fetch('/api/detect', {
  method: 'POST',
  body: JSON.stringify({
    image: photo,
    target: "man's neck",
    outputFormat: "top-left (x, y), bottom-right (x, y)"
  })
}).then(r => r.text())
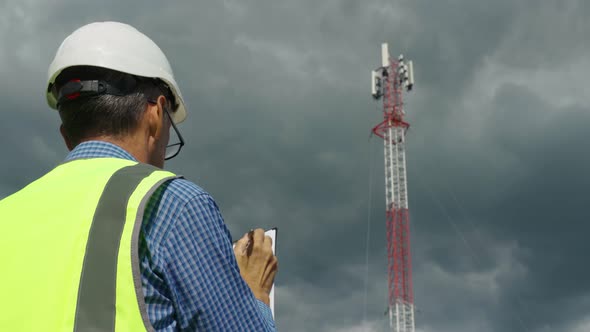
top-left (79, 136), bottom-right (149, 164)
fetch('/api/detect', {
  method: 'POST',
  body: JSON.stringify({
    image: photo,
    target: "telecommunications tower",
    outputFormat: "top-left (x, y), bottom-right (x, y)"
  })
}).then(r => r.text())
top-left (371, 43), bottom-right (416, 332)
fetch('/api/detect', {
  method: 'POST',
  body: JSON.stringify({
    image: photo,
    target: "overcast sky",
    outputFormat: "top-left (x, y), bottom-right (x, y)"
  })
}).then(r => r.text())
top-left (1, 1), bottom-right (589, 331)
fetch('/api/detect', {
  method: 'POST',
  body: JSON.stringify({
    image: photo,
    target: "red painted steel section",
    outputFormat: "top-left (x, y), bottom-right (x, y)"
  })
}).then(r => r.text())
top-left (387, 207), bottom-right (413, 305)
top-left (386, 208), bottom-right (396, 305)
top-left (399, 208), bottom-right (413, 303)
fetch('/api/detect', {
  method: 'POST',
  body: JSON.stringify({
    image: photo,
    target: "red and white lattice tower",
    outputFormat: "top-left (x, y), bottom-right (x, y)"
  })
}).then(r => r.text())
top-left (371, 43), bottom-right (415, 332)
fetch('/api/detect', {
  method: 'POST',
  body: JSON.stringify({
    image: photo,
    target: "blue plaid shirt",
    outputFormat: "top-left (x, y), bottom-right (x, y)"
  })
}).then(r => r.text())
top-left (66, 141), bottom-right (276, 332)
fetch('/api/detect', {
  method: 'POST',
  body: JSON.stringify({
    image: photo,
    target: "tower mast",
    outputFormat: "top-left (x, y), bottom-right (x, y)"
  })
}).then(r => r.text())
top-left (371, 43), bottom-right (415, 332)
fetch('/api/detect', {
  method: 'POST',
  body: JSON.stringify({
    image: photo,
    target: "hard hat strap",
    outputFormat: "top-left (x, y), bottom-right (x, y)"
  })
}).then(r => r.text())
top-left (56, 79), bottom-right (129, 107)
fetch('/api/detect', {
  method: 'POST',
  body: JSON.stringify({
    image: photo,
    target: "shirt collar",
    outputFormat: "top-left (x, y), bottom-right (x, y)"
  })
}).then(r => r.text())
top-left (64, 141), bottom-right (137, 162)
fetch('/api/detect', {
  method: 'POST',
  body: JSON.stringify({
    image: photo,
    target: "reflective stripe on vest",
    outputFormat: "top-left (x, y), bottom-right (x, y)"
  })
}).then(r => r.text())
top-left (0, 159), bottom-right (179, 331)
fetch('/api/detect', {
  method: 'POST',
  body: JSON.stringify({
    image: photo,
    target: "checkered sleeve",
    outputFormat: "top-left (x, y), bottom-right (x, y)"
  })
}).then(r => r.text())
top-left (161, 193), bottom-right (276, 331)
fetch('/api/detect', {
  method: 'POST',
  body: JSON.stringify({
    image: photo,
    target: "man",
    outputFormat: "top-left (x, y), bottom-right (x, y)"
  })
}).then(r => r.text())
top-left (0, 22), bottom-right (277, 331)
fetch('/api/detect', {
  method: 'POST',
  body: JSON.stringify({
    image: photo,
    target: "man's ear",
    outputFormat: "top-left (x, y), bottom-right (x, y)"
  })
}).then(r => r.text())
top-left (59, 124), bottom-right (74, 151)
top-left (147, 95), bottom-right (166, 140)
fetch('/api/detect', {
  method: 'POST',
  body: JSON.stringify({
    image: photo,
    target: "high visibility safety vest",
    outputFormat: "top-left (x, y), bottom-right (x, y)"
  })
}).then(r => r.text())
top-left (0, 158), bottom-right (179, 332)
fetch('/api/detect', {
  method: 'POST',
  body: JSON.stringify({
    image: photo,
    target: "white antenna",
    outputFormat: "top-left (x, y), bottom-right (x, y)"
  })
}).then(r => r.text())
top-left (407, 60), bottom-right (414, 91)
top-left (381, 43), bottom-right (390, 68)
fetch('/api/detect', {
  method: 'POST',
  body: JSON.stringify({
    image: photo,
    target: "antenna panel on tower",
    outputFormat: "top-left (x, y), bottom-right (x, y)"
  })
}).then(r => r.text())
top-left (407, 60), bottom-right (415, 90)
top-left (381, 43), bottom-right (390, 68)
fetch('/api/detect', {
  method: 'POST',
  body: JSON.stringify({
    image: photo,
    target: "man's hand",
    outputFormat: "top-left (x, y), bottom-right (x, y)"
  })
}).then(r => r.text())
top-left (234, 229), bottom-right (278, 306)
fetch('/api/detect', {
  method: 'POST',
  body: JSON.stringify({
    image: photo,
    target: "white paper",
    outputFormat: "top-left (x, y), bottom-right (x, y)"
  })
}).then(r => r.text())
top-left (265, 228), bottom-right (276, 318)
top-left (233, 228), bottom-right (277, 318)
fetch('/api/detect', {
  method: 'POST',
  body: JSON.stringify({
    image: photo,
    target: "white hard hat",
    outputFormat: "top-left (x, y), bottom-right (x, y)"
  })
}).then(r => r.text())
top-left (46, 21), bottom-right (187, 124)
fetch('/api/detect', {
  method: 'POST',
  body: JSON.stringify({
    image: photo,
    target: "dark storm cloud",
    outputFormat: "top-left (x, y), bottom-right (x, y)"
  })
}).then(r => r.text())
top-left (1, 1), bottom-right (588, 331)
